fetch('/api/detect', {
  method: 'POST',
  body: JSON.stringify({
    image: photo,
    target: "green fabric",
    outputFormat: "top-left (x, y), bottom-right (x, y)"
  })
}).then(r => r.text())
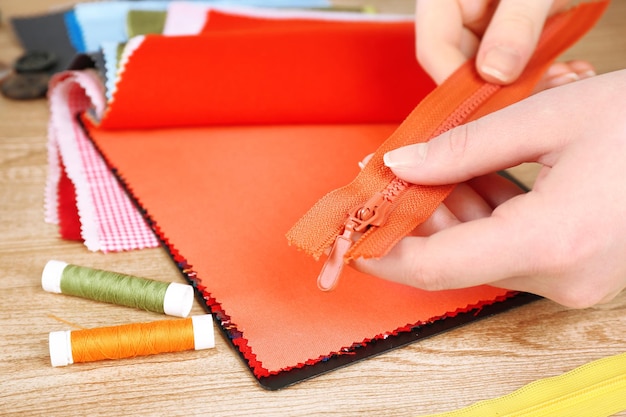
top-left (126, 10), bottom-right (167, 38)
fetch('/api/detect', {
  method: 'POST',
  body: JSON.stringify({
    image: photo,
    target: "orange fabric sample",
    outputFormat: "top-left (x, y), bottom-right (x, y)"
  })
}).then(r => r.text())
top-left (87, 120), bottom-right (513, 376)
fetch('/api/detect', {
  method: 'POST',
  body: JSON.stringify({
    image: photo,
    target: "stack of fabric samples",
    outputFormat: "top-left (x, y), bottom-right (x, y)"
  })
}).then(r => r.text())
top-left (14, 0), bottom-right (605, 389)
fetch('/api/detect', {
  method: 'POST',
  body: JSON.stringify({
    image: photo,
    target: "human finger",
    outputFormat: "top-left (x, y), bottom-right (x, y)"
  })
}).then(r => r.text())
top-left (440, 182), bottom-right (492, 222)
top-left (354, 201), bottom-right (533, 290)
top-left (466, 172), bottom-right (526, 208)
top-left (476, 0), bottom-right (554, 84)
top-left (532, 60), bottom-right (596, 92)
top-left (357, 153), bottom-right (374, 170)
top-left (382, 81), bottom-right (580, 185)
top-left (415, 0), bottom-right (481, 84)
top-left (409, 204), bottom-right (460, 237)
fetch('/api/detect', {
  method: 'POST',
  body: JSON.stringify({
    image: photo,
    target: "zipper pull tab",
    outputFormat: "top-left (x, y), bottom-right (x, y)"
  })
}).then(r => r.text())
top-left (317, 178), bottom-right (407, 291)
top-left (317, 225), bottom-right (355, 291)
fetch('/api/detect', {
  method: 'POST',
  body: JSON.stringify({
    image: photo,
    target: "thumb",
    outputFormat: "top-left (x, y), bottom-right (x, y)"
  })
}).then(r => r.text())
top-left (476, 0), bottom-right (553, 84)
top-left (383, 87), bottom-right (570, 185)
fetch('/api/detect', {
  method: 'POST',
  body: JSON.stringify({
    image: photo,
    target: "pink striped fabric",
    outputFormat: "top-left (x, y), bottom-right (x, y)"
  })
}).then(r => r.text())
top-left (46, 70), bottom-right (159, 252)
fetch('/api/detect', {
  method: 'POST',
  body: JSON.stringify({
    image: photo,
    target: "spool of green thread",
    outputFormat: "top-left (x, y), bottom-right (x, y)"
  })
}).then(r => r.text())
top-left (42, 260), bottom-right (194, 317)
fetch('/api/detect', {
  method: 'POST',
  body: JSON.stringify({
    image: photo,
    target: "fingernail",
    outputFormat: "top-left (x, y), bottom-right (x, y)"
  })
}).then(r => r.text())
top-left (384, 143), bottom-right (428, 169)
top-left (547, 72), bottom-right (579, 87)
top-left (481, 46), bottom-right (522, 83)
top-left (579, 69), bottom-right (596, 79)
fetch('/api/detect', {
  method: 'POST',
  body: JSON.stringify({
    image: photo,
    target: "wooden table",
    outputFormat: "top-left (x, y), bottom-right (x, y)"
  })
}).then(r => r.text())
top-left (1, 1), bottom-right (624, 415)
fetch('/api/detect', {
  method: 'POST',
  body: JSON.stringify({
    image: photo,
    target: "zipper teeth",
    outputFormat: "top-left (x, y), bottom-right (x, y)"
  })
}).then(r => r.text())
top-left (506, 369), bottom-right (626, 417)
top-left (376, 84), bottom-right (500, 207)
top-left (290, 63), bottom-right (501, 262)
top-left (434, 83), bottom-right (500, 136)
top-left (380, 177), bottom-right (409, 201)
top-left (430, 353), bottom-right (626, 417)
top-left (346, 83), bottom-right (501, 259)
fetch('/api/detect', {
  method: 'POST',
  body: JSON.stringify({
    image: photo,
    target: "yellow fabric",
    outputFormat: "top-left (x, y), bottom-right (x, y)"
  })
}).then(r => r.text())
top-left (420, 353), bottom-right (626, 417)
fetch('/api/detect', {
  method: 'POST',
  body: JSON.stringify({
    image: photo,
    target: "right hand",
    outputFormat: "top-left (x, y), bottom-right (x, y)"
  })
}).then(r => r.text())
top-left (355, 70), bottom-right (626, 308)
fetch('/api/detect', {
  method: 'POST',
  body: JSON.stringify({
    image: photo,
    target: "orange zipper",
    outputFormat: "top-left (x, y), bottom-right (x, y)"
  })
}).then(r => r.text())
top-left (287, 1), bottom-right (609, 291)
top-left (317, 176), bottom-right (410, 290)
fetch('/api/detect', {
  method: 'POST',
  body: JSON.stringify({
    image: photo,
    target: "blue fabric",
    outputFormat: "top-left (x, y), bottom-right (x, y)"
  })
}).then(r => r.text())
top-left (74, 0), bottom-right (332, 52)
top-left (101, 41), bottom-right (122, 101)
top-left (74, 2), bottom-right (168, 52)
top-left (64, 9), bottom-right (86, 53)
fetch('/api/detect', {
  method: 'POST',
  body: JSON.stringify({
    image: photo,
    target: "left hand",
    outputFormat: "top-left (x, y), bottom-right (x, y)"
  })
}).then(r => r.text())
top-left (415, 0), bottom-right (595, 88)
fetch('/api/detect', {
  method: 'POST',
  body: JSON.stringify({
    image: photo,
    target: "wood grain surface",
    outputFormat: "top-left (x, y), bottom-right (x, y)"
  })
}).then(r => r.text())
top-left (0, 1), bottom-right (624, 416)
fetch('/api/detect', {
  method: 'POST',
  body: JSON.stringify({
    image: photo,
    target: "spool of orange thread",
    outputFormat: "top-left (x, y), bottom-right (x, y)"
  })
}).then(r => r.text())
top-left (48, 315), bottom-right (214, 367)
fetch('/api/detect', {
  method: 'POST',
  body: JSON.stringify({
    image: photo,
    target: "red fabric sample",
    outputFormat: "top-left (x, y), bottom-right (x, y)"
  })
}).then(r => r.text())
top-left (100, 18), bottom-right (435, 129)
top-left (57, 160), bottom-right (83, 241)
top-left (201, 9), bottom-right (402, 33)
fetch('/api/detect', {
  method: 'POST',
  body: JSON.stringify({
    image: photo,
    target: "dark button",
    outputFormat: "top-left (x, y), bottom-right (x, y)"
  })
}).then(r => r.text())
top-left (1, 72), bottom-right (50, 100)
top-left (14, 50), bottom-right (57, 74)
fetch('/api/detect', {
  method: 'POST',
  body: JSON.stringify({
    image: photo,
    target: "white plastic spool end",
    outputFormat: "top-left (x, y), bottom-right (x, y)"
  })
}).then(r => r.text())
top-left (41, 260), bottom-right (69, 293)
top-left (163, 282), bottom-right (194, 318)
top-left (49, 330), bottom-right (73, 367)
top-left (191, 315), bottom-right (215, 350)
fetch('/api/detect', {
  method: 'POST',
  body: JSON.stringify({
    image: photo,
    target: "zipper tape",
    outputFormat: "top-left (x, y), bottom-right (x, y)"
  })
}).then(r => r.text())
top-left (418, 352), bottom-right (626, 417)
top-left (286, 1), bottom-right (609, 290)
